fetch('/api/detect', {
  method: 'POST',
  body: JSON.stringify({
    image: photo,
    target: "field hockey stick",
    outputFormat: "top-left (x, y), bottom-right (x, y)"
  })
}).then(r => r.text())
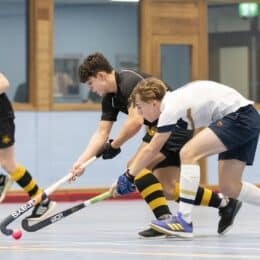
top-left (21, 190), bottom-right (112, 232)
top-left (0, 156), bottom-right (97, 237)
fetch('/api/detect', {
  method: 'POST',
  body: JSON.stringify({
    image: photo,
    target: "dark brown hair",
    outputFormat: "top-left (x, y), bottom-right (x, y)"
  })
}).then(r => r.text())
top-left (78, 52), bottom-right (113, 83)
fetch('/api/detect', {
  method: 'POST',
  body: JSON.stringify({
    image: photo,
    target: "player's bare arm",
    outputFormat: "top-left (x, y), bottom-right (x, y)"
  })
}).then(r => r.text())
top-left (71, 120), bottom-right (113, 177)
top-left (111, 105), bottom-right (144, 149)
top-left (128, 131), bottom-right (171, 177)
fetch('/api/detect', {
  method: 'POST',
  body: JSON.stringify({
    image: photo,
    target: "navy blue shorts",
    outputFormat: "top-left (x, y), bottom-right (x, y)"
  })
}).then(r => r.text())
top-left (209, 105), bottom-right (260, 165)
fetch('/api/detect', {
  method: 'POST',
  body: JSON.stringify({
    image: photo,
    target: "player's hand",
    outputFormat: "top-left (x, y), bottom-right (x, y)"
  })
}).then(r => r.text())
top-left (109, 181), bottom-right (120, 198)
top-left (116, 169), bottom-right (136, 195)
top-left (69, 162), bottom-right (85, 182)
top-left (97, 139), bottom-right (121, 160)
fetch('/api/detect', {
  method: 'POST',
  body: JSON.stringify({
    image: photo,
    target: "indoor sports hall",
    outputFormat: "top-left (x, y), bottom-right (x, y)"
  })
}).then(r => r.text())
top-left (0, 0), bottom-right (260, 259)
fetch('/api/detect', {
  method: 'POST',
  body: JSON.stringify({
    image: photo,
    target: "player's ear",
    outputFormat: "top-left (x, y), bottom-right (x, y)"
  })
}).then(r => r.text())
top-left (97, 71), bottom-right (106, 81)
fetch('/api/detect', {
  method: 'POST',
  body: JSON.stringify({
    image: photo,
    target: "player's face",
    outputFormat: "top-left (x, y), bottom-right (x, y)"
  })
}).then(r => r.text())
top-left (86, 73), bottom-right (109, 96)
top-left (135, 94), bottom-right (160, 122)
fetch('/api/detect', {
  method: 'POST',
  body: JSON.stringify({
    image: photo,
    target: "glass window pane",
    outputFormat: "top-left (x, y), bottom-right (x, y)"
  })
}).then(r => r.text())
top-left (0, 0), bottom-right (28, 103)
top-left (208, 3), bottom-right (260, 102)
top-left (160, 45), bottom-right (191, 90)
top-left (53, 1), bottom-right (139, 104)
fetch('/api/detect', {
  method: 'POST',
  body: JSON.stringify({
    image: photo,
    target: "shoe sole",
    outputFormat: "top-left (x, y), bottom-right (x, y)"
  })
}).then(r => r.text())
top-left (26, 201), bottom-right (57, 222)
top-left (218, 201), bottom-right (242, 236)
top-left (138, 234), bottom-right (167, 240)
top-left (150, 223), bottom-right (194, 238)
top-left (0, 178), bottom-right (13, 203)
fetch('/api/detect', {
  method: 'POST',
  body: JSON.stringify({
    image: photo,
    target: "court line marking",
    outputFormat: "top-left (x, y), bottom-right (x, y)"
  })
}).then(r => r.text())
top-left (0, 245), bottom-right (259, 258)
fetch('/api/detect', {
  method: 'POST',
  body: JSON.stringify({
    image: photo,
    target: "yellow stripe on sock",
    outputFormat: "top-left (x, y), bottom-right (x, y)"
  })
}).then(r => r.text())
top-left (134, 168), bottom-right (151, 181)
top-left (10, 165), bottom-right (26, 181)
top-left (23, 179), bottom-right (37, 193)
top-left (141, 183), bottom-right (163, 198)
top-left (181, 189), bottom-right (197, 196)
top-left (149, 197), bottom-right (167, 210)
top-left (173, 182), bottom-right (180, 201)
top-left (200, 188), bottom-right (212, 206)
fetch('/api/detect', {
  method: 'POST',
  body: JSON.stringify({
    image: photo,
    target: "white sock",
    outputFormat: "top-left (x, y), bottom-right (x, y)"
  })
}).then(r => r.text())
top-left (218, 193), bottom-right (229, 208)
top-left (238, 182), bottom-right (260, 207)
top-left (179, 164), bottom-right (200, 223)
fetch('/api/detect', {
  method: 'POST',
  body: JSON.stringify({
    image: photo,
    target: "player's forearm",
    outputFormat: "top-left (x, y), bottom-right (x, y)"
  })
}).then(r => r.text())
top-left (76, 132), bottom-right (108, 164)
top-left (0, 73), bottom-right (10, 94)
top-left (128, 145), bottom-right (157, 176)
top-left (112, 120), bottom-right (143, 148)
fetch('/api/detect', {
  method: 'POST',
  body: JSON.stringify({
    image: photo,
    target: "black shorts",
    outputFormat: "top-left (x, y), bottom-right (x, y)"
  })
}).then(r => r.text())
top-left (0, 117), bottom-right (15, 148)
top-left (143, 126), bottom-right (193, 168)
top-left (209, 105), bottom-right (260, 165)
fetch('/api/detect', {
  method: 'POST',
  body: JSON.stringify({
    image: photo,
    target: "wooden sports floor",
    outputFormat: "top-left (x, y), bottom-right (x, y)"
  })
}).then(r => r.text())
top-left (0, 200), bottom-right (260, 259)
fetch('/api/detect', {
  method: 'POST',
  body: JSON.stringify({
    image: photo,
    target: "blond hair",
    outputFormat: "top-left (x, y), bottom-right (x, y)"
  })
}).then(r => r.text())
top-left (130, 78), bottom-right (167, 106)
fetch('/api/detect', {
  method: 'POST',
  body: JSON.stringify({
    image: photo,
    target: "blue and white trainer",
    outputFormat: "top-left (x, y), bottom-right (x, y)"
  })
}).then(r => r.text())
top-left (150, 212), bottom-right (194, 238)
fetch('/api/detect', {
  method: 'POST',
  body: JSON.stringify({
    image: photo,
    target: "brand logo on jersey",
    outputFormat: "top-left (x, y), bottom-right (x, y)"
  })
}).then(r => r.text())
top-left (147, 127), bottom-right (157, 137)
top-left (1, 135), bottom-right (11, 144)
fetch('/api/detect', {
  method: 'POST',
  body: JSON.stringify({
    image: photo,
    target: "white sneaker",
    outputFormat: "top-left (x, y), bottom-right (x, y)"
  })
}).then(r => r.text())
top-left (26, 199), bottom-right (57, 221)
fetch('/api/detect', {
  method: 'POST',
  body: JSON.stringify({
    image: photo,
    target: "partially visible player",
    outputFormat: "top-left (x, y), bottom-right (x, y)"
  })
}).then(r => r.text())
top-left (114, 78), bottom-right (259, 238)
top-left (0, 73), bottom-right (56, 221)
top-left (71, 53), bottom-right (241, 238)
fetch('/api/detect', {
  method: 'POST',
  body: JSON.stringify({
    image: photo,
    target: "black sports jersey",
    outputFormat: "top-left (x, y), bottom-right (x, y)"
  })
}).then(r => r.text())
top-left (101, 70), bottom-right (167, 126)
top-left (0, 93), bottom-right (14, 119)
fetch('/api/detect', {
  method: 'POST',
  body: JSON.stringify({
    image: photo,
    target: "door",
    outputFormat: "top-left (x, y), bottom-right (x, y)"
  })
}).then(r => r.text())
top-left (139, 0), bottom-right (208, 184)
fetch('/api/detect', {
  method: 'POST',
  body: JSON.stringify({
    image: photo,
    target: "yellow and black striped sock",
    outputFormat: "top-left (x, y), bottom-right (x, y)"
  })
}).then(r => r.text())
top-left (173, 182), bottom-right (223, 208)
top-left (10, 165), bottom-right (42, 198)
top-left (134, 169), bottom-right (171, 219)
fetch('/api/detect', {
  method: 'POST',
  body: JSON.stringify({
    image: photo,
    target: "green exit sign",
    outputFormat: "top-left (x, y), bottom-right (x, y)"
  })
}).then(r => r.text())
top-left (239, 3), bottom-right (259, 18)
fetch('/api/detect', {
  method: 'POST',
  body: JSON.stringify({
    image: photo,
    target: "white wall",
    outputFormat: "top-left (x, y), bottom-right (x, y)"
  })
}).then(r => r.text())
top-left (11, 111), bottom-right (144, 189)
top-left (8, 111), bottom-right (260, 189)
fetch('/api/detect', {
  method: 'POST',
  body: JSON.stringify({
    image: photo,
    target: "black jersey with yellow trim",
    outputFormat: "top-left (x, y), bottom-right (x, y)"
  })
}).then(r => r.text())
top-left (100, 70), bottom-right (169, 127)
top-left (0, 93), bottom-right (14, 119)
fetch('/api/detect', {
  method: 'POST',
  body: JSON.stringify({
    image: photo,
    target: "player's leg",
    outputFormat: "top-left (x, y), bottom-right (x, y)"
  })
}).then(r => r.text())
top-left (128, 141), bottom-right (172, 238)
top-left (0, 144), bottom-right (56, 221)
top-left (135, 150), bottom-right (232, 237)
top-left (150, 158), bottom-right (241, 236)
top-left (217, 159), bottom-right (244, 234)
top-left (152, 102), bottom-right (260, 238)
top-left (151, 128), bottom-right (227, 237)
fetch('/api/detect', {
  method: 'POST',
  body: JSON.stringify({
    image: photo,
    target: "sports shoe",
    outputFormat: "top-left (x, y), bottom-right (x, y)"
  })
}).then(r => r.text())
top-left (0, 173), bottom-right (13, 202)
top-left (218, 198), bottom-right (242, 235)
top-left (26, 198), bottom-right (56, 221)
top-left (138, 227), bottom-right (166, 239)
top-left (150, 212), bottom-right (194, 238)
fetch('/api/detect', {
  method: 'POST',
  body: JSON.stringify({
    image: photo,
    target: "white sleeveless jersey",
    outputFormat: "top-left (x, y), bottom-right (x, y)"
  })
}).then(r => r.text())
top-left (157, 80), bottom-right (253, 131)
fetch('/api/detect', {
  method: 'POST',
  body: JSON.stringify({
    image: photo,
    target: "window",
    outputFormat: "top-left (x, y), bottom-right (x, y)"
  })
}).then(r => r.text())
top-left (208, 3), bottom-right (260, 102)
top-left (0, 0), bottom-right (28, 103)
top-left (53, 1), bottom-right (139, 106)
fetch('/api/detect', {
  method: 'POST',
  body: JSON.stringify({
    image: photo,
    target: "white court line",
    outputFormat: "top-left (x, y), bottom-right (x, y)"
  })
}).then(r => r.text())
top-left (0, 245), bottom-right (259, 259)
